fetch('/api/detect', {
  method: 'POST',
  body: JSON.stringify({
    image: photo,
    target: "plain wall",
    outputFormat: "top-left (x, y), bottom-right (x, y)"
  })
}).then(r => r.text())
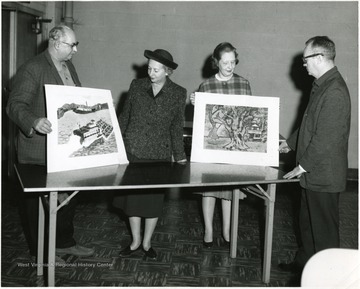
top-left (70, 1), bottom-right (358, 168)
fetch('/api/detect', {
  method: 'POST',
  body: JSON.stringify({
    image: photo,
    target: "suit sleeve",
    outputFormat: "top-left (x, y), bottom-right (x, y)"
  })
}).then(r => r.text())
top-left (286, 128), bottom-right (299, 151)
top-left (6, 64), bottom-right (40, 137)
top-left (297, 87), bottom-right (349, 172)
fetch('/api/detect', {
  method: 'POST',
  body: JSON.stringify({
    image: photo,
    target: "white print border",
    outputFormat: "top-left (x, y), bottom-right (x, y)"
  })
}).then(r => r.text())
top-left (45, 85), bottom-right (128, 172)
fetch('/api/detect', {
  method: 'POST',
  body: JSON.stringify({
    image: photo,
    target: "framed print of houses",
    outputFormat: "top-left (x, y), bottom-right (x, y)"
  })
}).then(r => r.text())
top-left (45, 85), bottom-right (128, 173)
top-left (191, 92), bottom-right (279, 167)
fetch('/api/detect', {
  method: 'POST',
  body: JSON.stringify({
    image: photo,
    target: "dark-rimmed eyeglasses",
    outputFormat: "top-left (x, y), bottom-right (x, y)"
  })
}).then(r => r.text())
top-left (302, 53), bottom-right (323, 63)
top-left (60, 41), bottom-right (79, 49)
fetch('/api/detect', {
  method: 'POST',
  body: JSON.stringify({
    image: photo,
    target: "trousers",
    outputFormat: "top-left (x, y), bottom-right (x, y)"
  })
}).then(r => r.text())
top-left (295, 188), bottom-right (340, 267)
top-left (20, 192), bottom-right (77, 256)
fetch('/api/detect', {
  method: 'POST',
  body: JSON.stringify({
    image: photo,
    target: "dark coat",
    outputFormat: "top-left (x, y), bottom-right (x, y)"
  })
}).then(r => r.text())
top-left (287, 67), bottom-right (351, 193)
top-left (6, 50), bottom-right (81, 165)
top-left (119, 77), bottom-right (187, 161)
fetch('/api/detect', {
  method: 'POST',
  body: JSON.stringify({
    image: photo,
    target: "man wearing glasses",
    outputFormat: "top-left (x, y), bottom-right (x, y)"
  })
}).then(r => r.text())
top-left (7, 25), bottom-right (94, 262)
top-left (278, 36), bottom-right (351, 285)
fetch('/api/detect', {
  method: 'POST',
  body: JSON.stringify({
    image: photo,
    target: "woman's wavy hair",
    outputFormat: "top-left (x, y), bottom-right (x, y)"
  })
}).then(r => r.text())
top-left (212, 42), bottom-right (239, 69)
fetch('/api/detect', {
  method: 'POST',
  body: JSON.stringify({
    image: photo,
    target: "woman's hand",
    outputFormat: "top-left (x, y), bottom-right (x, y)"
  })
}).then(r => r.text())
top-left (189, 93), bottom-right (195, 105)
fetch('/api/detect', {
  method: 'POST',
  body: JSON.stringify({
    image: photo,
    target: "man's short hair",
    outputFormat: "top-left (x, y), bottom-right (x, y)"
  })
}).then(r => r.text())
top-left (49, 25), bottom-right (71, 41)
top-left (306, 36), bottom-right (336, 61)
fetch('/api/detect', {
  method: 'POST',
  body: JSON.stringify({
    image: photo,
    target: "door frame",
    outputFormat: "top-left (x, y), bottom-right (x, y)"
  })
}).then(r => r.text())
top-left (2, 3), bottom-right (44, 179)
top-left (2, 2), bottom-right (44, 76)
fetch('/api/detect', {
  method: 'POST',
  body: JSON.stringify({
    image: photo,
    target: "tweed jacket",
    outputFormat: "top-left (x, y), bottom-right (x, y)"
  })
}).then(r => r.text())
top-left (119, 77), bottom-right (187, 161)
top-left (287, 67), bottom-right (351, 193)
top-left (6, 50), bottom-right (81, 165)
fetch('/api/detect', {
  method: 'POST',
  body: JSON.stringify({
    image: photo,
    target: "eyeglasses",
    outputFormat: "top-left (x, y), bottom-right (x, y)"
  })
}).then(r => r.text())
top-left (302, 53), bottom-right (323, 63)
top-left (60, 41), bottom-right (79, 49)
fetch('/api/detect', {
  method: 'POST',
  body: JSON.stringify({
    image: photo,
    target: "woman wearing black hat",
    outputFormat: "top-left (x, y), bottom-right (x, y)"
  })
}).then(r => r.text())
top-left (113, 49), bottom-right (187, 259)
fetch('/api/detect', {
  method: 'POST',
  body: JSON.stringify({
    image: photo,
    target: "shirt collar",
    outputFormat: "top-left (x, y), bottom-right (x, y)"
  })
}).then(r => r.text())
top-left (314, 66), bottom-right (338, 88)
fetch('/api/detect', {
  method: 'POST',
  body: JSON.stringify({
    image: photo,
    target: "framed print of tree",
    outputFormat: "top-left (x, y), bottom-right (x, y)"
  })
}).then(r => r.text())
top-left (191, 92), bottom-right (279, 167)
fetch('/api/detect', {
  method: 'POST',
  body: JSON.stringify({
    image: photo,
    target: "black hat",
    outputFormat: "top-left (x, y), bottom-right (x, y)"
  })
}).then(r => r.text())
top-left (144, 49), bottom-right (178, 70)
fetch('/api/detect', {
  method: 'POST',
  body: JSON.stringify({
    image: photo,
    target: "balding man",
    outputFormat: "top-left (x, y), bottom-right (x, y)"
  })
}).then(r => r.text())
top-left (7, 25), bottom-right (94, 261)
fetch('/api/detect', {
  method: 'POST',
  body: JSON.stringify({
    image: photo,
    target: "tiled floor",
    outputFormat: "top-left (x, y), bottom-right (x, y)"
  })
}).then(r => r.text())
top-left (1, 176), bottom-right (358, 287)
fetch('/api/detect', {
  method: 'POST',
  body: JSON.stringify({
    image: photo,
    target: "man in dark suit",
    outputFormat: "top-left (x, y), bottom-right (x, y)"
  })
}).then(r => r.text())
top-left (278, 36), bottom-right (351, 281)
top-left (7, 25), bottom-right (94, 260)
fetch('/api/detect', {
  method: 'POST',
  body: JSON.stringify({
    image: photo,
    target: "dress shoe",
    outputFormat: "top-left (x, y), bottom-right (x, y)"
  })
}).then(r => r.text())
top-left (56, 245), bottom-right (95, 257)
top-left (278, 262), bottom-right (303, 273)
top-left (143, 247), bottom-right (157, 259)
top-left (287, 273), bottom-right (302, 287)
top-left (54, 255), bottom-right (66, 264)
top-left (119, 245), bottom-right (140, 257)
top-left (287, 273), bottom-right (301, 287)
top-left (203, 240), bottom-right (213, 248)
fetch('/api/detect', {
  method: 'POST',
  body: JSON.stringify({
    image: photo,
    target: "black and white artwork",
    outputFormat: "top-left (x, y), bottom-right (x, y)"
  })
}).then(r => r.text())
top-left (191, 92), bottom-right (279, 167)
top-left (45, 85), bottom-right (128, 172)
top-left (203, 104), bottom-right (268, 152)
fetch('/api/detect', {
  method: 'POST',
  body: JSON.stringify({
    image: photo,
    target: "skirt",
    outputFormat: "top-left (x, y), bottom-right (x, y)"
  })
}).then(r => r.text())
top-left (112, 153), bottom-right (170, 218)
top-left (200, 190), bottom-right (233, 200)
top-left (113, 189), bottom-right (165, 218)
top-left (198, 189), bottom-right (247, 200)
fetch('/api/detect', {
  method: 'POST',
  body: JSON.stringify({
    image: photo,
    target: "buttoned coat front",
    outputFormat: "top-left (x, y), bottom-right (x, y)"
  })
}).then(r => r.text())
top-left (286, 67), bottom-right (351, 193)
top-left (6, 50), bottom-right (81, 165)
top-left (119, 77), bottom-right (187, 162)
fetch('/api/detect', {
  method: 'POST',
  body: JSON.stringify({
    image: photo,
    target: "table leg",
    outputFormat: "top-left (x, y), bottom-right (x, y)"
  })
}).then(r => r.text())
top-left (230, 188), bottom-right (240, 258)
top-left (47, 191), bottom-right (58, 287)
top-left (37, 196), bottom-right (45, 276)
top-left (262, 184), bottom-right (276, 283)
